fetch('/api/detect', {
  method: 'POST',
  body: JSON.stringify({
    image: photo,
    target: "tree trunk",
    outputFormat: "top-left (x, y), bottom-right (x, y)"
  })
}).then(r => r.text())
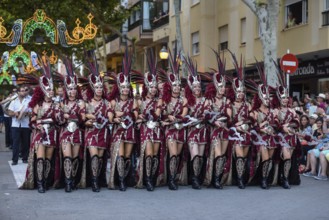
top-left (242, 0), bottom-right (279, 87)
top-left (173, 0), bottom-right (187, 76)
top-left (101, 28), bottom-right (107, 72)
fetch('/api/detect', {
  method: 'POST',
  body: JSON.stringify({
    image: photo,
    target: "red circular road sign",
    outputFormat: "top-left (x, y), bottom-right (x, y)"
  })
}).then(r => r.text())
top-left (280, 53), bottom-right (299, 74)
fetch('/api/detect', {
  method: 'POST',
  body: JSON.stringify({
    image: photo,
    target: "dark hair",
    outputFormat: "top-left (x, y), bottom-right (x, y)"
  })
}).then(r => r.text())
top-left (315, 117), bottom-right (324, 124)
top-left (299, 115), bottom-right (310, 130)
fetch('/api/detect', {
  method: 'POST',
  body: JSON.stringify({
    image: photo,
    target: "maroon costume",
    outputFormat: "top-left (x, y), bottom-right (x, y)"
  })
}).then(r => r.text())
top-left (108, 52), bottom-right (136, 190)
top-left (203, 51), bottom-right (231, 188)
top-left (136, 53), bottom-right (162, 190)
top-left (161, 51), bottom-right (188, 190)
top-left (79, 52), bottom-right (109, 192)
top-left (59, 59), bottom-right (85, 192)
top-left (20, 59), bottom-right (61, 192)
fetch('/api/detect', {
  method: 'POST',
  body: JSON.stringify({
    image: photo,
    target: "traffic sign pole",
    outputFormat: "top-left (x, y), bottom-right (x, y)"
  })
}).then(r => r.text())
top-left (287, 50), bottom-right (290, 94)
top-left (280, 50), bottom-right (299, 94)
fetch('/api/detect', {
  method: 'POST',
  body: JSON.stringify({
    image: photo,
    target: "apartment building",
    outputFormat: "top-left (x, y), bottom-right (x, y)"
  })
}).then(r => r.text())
top-left (104, 0), bottom-right (329, 97)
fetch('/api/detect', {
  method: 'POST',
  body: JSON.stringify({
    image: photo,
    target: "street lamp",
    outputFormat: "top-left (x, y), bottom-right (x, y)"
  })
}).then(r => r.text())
top-left (159, 46), bottom-right (169, 60)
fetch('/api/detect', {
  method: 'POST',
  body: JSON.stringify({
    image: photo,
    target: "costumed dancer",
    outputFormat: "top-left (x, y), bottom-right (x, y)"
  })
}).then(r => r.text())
top-left (108, 51), bottom-right (138, 191)
top-left (135, 50), bottom-right (162, 191)
top-left (83, 52), bottom-right (109, 192)
top-left (183, 56), bottom-right (209, 189)
top-left (203, 50), bottom-right (232, 189)
top-left (274, 66), bottom-right (300, 189)
top-left (161, 51), bottom-right (188, 190)
top-left (20, 57), bottom-right (61, 193)
top-left (228, 53), bottom-right (252, 189)
top-left (59, 58), bottom-right (85, 192)
top-left (249, 63), bottom-right (277, 189)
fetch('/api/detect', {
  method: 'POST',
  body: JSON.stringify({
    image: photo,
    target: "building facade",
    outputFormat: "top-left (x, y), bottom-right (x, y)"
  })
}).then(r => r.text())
top-left (104, 0), bottom-right (329, 98)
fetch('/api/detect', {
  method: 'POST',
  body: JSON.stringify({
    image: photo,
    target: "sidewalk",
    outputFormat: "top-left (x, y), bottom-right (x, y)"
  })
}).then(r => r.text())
top-left (0, 129), bottom-right (10, 152)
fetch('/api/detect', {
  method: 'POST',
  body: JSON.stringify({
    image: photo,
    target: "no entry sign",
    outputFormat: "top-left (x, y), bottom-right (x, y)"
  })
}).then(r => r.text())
top-left (280, 53), bottom-right (298, 74)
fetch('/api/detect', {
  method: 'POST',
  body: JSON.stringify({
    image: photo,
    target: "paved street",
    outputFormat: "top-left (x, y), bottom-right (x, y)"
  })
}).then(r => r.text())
top-left (0, 131), bottom-right (328, 220)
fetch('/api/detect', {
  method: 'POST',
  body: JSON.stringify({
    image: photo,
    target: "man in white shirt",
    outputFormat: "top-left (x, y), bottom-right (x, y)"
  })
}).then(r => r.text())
top-left (0, 89), bottom-right (17, 149)
top-left (8, 86), bottom-right (31, 165)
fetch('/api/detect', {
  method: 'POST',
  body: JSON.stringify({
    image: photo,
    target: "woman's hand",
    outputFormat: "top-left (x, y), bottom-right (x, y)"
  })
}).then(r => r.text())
top-left (113, 118), bottom-right (121, 124)
top-left (86, 114), bottom-right (96, 120)
top-left (85, 120), bottom-right (94, 127)
top-left (37, 124), bottom-right (43, 131)
top-left (168, 115), bottom-right (176, 122)
top-left (214, 120), bottom-right (222, 128)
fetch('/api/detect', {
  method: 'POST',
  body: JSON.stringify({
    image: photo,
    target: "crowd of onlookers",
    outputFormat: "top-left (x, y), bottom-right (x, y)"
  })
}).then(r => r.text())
top-left (293, 93), bottom-right (329, 181)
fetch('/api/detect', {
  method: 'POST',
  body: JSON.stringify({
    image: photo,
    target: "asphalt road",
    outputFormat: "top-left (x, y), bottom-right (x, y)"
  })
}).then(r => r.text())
top-left (0, 132), bottom-right (328, 220)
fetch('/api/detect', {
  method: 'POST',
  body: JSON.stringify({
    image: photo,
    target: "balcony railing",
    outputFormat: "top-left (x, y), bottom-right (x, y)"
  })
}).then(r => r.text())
top-left (151, 13), bottom-right (169, 30)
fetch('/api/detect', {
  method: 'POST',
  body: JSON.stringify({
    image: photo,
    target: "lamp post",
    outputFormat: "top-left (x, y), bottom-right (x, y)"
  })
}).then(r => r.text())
top-left (159, 46), bottom-right (168, 69)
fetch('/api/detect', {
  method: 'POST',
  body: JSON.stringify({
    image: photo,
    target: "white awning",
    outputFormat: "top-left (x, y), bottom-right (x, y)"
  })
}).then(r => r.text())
top-left (285, 0), bottom-right (301, 6)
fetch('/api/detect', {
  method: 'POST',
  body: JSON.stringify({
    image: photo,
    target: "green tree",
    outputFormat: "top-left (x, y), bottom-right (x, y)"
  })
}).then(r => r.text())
top-left (0, 0), bottom-right (134, 70)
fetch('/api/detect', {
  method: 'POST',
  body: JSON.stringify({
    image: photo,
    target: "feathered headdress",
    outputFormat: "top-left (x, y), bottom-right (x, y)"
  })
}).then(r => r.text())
top-left (167, 47), bottom-right (181, 87)
top-left (274, 60), bottom-right (289, 101)
top-left (255, 59), bottom-right (270, 106)
top-left (85, 51), bottom-right (103, 92)
top-left (184, 55), bottom-right (201, 90)
top-left (63, 57), bottom-right (78, 90)
top-left (39, 55), bottom-right (54, 98)
top-left (144, 49), bottom-right (157, 89)
top-left (229, 50), bottom-right (245, 95)
top-left (117, 48), bottom-right (131, 89)
top-left (212, 49), bottom-right (226, 91)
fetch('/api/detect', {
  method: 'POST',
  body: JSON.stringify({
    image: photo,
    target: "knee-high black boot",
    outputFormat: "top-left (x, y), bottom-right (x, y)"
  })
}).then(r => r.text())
top-left (151, 156), bottom-right (159, 185)
top-left (213, 155), bottom-right (226, 189)
top-left (236, 157), bottom-right (246, 189)
top-left (191, 156), bottom-right (202, 189)
top-left (71, 156), bottom-right (79, 190)
top-left (145, 156), bottom-right (154, 191)
top-left (260, 159), bottom-right (270, 189)
top-left (117, 156), bottom-right (126, 191)
top-left (168, 155), bottom-right (178, 190)
top-left (282, 159), bottom-right (291, 189)
top-left (44, 158), bottom-right (51, 190)
top-left (90, 155), bottom-right (100, 192)
top-left (63, 157), bottom-right (73, 192)
top-left (36, 158), bottom-right (45, 193)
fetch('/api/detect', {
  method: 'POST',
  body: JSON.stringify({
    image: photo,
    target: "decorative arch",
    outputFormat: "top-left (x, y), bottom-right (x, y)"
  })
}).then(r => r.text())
top-left (8, 45), bottom-right (30, 73)
top-left (22, 9), bottom-right (57, 44)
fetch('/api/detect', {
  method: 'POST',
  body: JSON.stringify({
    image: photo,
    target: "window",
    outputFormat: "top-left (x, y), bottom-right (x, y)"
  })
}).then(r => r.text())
top-left (285, 0), bottom-right (308, 28)
top-left (142, 1), bottom-right (154, 31)
top-left (191, 32), bottom-right (199, 55)
top-left (130, 10), bottom-right (141, 25)
top-left (218, 25), bottom-right (228, 51)
top-left (325, 0), bottom-right (329, 10)
top-left (241, 18), bottom-right (246, 45)
top-left (323, 0), bottom-right (329, 25)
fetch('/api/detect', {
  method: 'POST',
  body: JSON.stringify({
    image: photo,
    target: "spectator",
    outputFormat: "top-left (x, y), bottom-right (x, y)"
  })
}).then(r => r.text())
top-left (0, 88), bottom-right (17, 149)
top-left (0, 99), bottom-right (4, 132)
top-left (7, 86), bottom-right (31, 165)
top-left (293, 97), bottom-right (303, 115)
top-left (297, 115), bottom-right (313, 172)
top-left (54, 86), bottom-right (64, 103)
top-left (316, 93), bottom-right (326, 112)
top-left (303, 117), bottom-right (329, 178)
top-left (309, 114), bottom-right (318, 131)
top-left (286, 11), bottom-right (296, 28)
top-left (308, 99), bottom-right (317, 116)
top-left (302, 94), bottom-right (311, 113)
top-left (314, 150), bottom-right (329, 180)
